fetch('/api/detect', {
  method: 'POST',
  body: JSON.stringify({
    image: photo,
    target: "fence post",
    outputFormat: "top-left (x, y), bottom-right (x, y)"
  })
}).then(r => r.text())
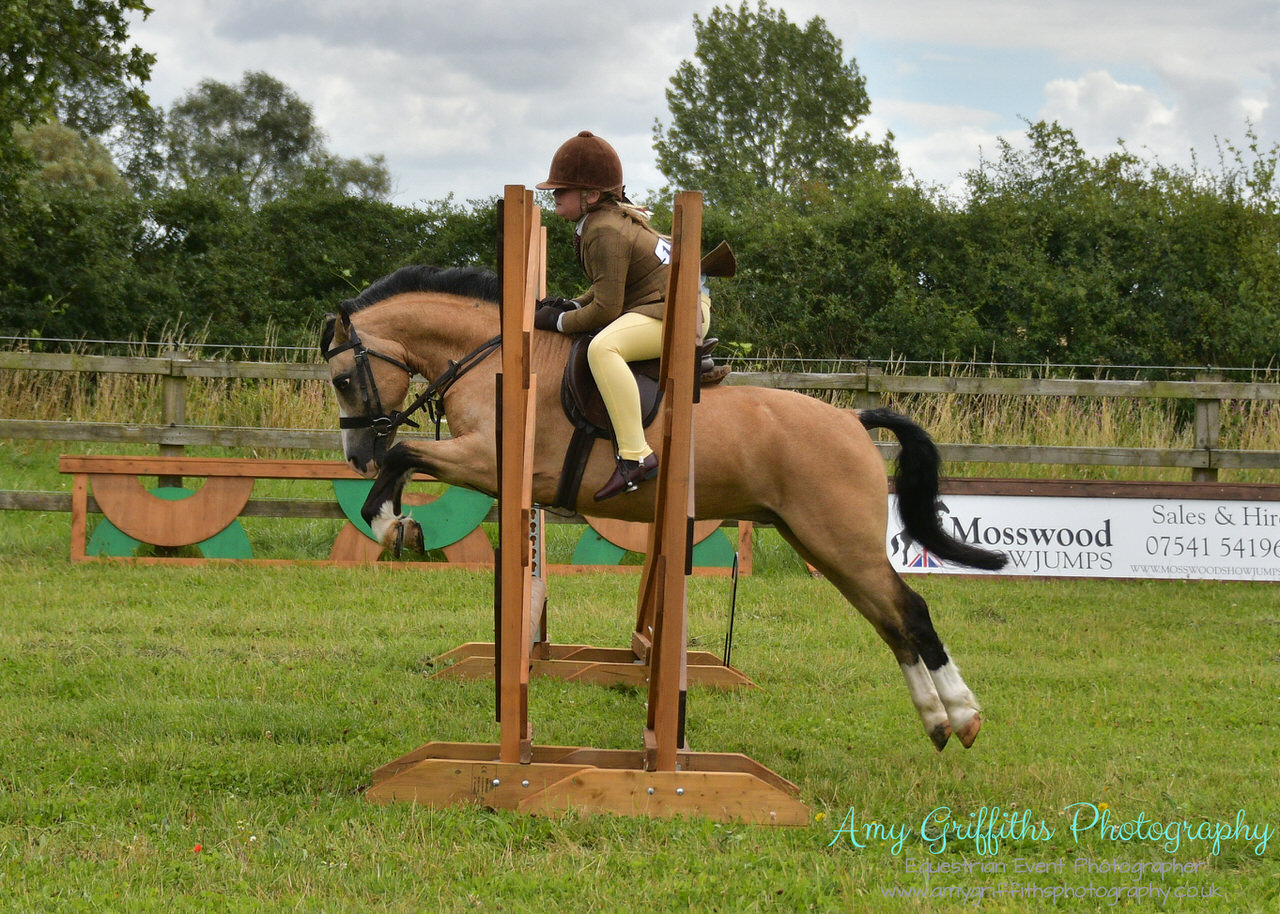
top-left (160, 348), bottom-right (187, 487)
top-left (1192, 371), bottom-right (1221, 483)
top-left (856, 364), bottom-right (882, 439)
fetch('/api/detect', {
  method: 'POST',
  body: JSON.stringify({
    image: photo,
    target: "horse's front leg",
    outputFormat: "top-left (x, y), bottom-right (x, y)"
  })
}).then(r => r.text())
top-left (363, 462), bottom-right (423, 555)
top-left (361, 436), bottom-right (497, 554)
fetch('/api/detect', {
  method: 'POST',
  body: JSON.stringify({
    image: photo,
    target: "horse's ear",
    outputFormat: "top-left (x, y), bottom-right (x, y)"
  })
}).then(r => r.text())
top-left (320, 313), bottom-right (340, 357)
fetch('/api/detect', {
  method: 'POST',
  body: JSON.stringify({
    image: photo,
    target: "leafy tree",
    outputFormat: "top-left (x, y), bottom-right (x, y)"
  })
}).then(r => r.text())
top-left (0, 0), bottom-right (155, 276)
top-left (653, 0), bottom-right (896, 208)
top-left (162, 71), bottom-right (390, 204)
top-left (133, 184), bottom-right (270, 342)
top-left (55, 79), bottom-right (167, 195)
top-left (0, 0), bottom-right (154, 148)
top-left (319, 151), bottom-right (393, 201)
top-left (13, 121), bottom-right (128, 194)
top-left (0, 123), bottom-right (144, 341)
top-left (250, 184), bottom-right (438, 338)
top-left (702, 178), bottom-right (985, 360)
top-left (953, 120), bottom-right (1280, 367)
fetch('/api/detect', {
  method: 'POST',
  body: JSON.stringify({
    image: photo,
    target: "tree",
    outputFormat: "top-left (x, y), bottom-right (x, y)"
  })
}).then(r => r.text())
top-left (952, 120), bottom-right (1280, 367)
top-left (162, 71), bottom-right (390, 204)
top-left (0, 0), bottom-right (154, 131)
top-left (653, 1), bottom-right (896, 207)
top-left (700, 178), bottom-right (986, 360)
top-left (0, 123), bottom-right (144, 341)
top-left (13, 121), bottom-right (128, 194)
top-left (55, 78), bottom-right (167, 195)
top-left (0, 0), bottom-right (154, 211)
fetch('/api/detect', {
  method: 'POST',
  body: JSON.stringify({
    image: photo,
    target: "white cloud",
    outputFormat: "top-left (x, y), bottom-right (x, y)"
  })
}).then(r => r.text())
top-left (865, 100), bottom-right (1004, 194)
top-left (127, 0), bottom-right (1279, 206)
top-left (132, 0), bottom-right (705, 205)
top-left (1041, 71), bottom-right (1177, 148)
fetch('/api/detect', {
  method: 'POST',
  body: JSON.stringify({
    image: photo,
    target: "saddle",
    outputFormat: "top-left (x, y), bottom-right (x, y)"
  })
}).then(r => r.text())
top-left (552, 335), bottom-right (729, 509)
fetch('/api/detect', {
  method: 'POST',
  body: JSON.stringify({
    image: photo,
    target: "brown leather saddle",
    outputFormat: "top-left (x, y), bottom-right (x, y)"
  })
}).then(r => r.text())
top-left (561, 336), bottom-right (725, 438)
top-left (552, 336), bottom-right (728, 509)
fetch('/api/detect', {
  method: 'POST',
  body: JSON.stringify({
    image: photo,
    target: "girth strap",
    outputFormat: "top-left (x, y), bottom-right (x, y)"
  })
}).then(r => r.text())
top-left (552, 426), bottom-right (598, 511)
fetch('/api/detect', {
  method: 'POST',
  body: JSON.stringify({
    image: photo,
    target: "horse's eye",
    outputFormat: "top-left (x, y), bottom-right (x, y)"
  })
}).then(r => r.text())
top-left (333, 376), bottom-right (351, 392)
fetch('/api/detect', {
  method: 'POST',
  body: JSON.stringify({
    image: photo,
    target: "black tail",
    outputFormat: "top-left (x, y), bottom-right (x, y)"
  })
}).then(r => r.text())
top-left (858, 407), bottom-right (1007, 571)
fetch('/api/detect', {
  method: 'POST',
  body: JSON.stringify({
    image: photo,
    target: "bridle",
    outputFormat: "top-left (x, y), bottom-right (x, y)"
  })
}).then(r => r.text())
top-left (324, 321), bottom-right (502, 446)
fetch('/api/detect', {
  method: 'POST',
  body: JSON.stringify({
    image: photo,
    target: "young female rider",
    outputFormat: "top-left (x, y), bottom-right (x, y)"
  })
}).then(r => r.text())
top-left (534, 130), bottom-right (709, 501)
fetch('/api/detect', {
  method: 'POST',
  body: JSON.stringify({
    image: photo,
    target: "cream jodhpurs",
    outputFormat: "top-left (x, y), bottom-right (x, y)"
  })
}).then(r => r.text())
top-left (587, 295), bottom-right (711, 461)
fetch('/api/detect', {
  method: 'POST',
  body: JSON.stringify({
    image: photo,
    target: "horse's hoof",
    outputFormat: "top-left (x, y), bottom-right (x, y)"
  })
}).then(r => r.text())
top-left (955, 713), bottom-right (982, 748)
top-left (399, 519), bottom-right (424, 556)
top-left (389, 517), bottom-right (424, 557)
top-left (929, 722), bottom-right (951, 752)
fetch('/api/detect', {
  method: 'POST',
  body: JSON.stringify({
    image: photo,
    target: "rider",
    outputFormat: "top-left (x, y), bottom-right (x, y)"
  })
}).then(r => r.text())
top-left (534, 130), bottom-right (701, 501)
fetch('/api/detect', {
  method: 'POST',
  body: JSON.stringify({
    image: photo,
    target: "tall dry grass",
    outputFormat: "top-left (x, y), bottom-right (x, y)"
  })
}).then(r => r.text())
top-left (821, 362), bottom-right (1279, 483)
top-left (0, 339), bottom-right (334, 431)
top-left (2, 347), bottom-right (1278, 482)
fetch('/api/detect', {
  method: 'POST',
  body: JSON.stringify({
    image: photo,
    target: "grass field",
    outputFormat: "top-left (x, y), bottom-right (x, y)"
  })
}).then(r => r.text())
top-left (2, 547), bottom-right (1277, 911)
top-left (2, 363), bottom-right (1278, 910)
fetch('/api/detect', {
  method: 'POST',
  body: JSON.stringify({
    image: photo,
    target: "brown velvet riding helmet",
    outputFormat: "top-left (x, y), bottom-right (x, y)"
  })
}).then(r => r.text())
top-left (536, 130), bottom-right (624, 192)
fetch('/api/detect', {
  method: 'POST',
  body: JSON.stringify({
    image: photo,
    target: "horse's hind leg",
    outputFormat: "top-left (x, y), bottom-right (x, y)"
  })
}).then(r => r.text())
top-left (776, 524), bottom-right (981, 750)
top-left (893, 578), bottom-right (982, 749)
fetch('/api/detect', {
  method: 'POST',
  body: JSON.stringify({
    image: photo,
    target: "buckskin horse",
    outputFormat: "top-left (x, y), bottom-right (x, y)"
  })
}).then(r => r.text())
top-left (321, 265), bottom-right (1006, 751)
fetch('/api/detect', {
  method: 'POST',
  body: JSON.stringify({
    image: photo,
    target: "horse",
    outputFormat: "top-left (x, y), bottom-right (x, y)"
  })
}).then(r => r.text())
top-left (320, 265), bottom-right (1007, 751)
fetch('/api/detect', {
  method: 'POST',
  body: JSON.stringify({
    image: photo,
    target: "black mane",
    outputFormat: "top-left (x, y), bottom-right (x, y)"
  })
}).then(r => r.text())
top-left (340, 265), bottom-right (500, 315)
top-left (322, 265), bottom-right (500, 357)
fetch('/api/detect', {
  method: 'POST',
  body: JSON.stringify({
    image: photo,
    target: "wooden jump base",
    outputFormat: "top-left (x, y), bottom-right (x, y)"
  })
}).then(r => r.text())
top-left (366, 187), bottom-right (809, 824)
top-left (431, 642), bottom-right (754, 689)
top-left (367, 743), bottom-right (806, 825)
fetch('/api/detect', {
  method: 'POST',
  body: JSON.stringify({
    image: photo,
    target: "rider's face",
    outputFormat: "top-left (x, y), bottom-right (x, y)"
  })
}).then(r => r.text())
top-left (552, 188), bottom-right (598, 221)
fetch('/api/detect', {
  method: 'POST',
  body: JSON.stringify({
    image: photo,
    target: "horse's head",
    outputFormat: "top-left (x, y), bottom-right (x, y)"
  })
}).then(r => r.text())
top-left (321, 306), bottom-right (414, 476)
top-left (321, 265), bottom-right (505, 476)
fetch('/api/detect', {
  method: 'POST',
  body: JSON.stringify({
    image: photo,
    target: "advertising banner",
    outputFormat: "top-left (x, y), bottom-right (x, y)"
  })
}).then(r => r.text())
top-left (888, 493), bottom-right (1280, 581)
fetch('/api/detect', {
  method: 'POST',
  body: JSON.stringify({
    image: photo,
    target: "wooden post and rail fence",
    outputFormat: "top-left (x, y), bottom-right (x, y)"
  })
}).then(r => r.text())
top-left (3, 349), bottom-right (1279, 476)
top-left (2, 347), bottom-right (1279, 565)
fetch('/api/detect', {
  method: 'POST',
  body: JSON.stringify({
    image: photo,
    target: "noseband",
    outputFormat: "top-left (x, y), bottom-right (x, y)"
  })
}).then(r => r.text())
top-left (324, 323), bottom-right (502, 444)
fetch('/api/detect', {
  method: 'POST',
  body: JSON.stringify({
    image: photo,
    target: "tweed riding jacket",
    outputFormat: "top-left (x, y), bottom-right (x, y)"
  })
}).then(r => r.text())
top-left (558, 204), bottom-right (670, 335)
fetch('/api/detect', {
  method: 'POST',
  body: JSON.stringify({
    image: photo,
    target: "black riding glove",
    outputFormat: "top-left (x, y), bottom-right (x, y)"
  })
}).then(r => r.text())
top-left (537, 296), bottom-right (577, 313)
top-left (534, 305), bottom-right (562, 332)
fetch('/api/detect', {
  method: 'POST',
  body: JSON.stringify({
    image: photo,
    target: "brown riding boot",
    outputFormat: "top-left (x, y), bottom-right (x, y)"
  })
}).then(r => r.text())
top-left (594, 453), bottom-right (659, 501)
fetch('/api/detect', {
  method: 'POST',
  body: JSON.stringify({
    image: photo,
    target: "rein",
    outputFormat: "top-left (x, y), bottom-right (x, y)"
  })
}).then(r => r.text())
top-left (325, 324), bottom-right (502, 441)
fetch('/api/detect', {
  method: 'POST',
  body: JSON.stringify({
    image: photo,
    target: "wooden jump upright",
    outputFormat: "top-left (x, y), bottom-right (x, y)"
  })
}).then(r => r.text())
top-left (429, 193), bottom-right (752, 689)
top-left (366, 187), bottom-right (808, 825)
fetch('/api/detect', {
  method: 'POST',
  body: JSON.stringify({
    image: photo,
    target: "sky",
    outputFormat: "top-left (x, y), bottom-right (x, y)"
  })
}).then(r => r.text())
top-left (127, 0), bottom-right (1280, 207)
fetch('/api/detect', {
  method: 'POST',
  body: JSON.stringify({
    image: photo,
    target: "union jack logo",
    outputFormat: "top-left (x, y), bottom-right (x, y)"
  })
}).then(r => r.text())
top-left (907, 549), bottom-right (942, 568)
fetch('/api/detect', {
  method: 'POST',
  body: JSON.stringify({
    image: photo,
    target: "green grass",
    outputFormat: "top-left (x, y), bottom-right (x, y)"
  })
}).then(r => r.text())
top-left (2, 365), bottom-right (1279, 909)
top-left (1, 556), bottom-right (1277, 912)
